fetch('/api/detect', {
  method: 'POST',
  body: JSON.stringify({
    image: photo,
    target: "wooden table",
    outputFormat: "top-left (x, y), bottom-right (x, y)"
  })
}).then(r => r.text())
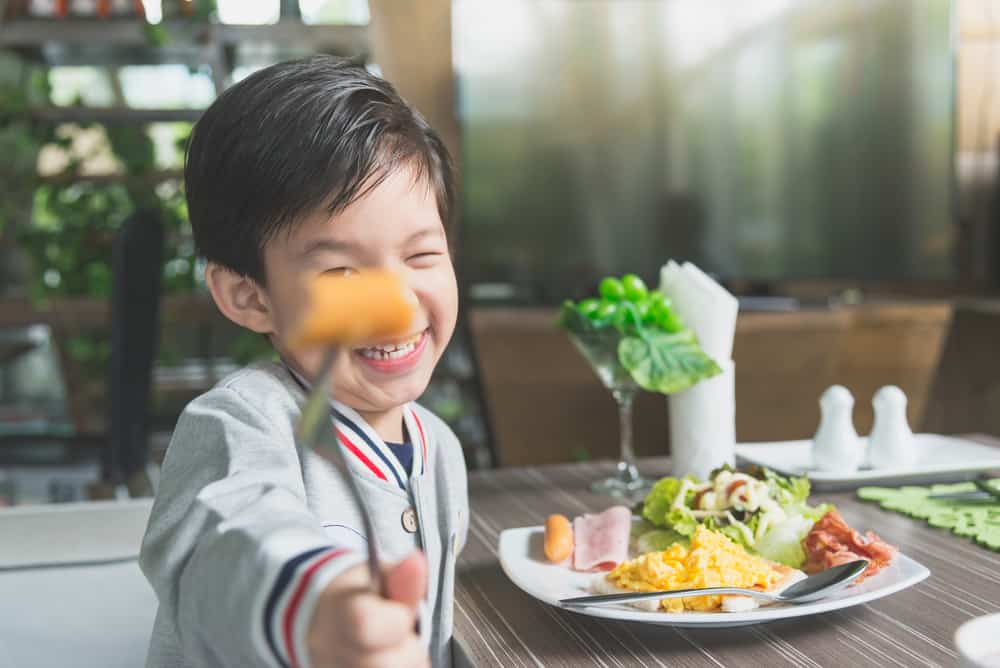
top-left (454, 448), bottom-right (1000, 667)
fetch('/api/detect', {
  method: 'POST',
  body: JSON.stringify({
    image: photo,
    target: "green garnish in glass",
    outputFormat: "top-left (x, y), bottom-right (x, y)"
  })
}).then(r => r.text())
top-left (558, 273), bottom-right (722, 498)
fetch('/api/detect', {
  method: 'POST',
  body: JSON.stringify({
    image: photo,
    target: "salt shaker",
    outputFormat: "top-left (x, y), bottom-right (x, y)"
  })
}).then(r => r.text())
top-left (812, 385), bottom-right (862, 472)
top-left (868, 385), bottom-right (916, 469)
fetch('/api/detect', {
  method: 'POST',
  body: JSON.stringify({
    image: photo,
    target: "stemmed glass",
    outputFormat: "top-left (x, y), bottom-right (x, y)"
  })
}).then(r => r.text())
top-left (566, 327), bottom-right (653, 498)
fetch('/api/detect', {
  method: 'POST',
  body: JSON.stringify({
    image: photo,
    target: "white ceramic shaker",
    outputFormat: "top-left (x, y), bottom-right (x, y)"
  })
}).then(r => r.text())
top-left (812, 385), bottom-right (862, 472)
top-left (867, 385), bottom-right (916, 470)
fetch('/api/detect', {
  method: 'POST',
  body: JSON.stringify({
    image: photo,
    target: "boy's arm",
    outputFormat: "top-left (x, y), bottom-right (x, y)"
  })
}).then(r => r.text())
top-left (140, 386), bottom-right (364, 668)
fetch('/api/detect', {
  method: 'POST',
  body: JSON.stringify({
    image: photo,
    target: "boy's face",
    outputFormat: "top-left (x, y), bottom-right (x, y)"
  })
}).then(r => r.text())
top-left (261, 166), bottom-right (458, 421)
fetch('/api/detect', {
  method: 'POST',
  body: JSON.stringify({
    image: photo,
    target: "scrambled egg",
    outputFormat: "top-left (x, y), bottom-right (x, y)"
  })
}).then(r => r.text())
top-left (607, 526), bottom-right (781, 612)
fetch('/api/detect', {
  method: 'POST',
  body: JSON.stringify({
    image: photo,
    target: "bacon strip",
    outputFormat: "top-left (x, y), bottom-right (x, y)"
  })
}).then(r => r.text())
top-left (802, 510), bottom-right (897, 581)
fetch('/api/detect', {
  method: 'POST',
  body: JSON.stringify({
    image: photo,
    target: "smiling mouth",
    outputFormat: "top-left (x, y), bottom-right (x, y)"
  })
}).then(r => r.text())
top-left (354, 330), bottom-right (427, 361)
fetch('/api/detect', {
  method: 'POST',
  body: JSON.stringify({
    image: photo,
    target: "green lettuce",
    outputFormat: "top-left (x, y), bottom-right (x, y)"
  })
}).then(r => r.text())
top-left (636, 528), bottom-right (689, 554)
top-left (754, 503), bottom-right (834, 567)
top-left (754, 515), bottom-right (815, 567)
top-left (618, 330), bottom-right (722, 394)
top-left (790, 502), bottom-right (834, 523)
top-left (761, 468), bottom-right (811, 506)
top-left (666, 507), bottom-right (700, 537)
top-left (641, 475), bottom-right (697, 527)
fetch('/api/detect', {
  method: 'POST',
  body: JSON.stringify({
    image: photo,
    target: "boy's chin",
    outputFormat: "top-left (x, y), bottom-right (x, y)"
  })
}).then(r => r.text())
top-left (353, 376), bottom-right (431, 411)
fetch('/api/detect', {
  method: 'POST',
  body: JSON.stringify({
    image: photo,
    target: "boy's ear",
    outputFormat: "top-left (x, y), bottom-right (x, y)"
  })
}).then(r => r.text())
top-left (205, 262), bottom-right (274, 334)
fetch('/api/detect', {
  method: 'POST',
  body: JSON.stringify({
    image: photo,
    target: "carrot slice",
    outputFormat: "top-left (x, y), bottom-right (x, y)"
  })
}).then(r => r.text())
top-left (544, 514), bottom-right (574, 563)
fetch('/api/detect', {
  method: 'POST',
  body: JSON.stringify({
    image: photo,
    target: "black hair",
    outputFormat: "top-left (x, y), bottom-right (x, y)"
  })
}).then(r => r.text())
top-left (184, 55), bottom-right (455, 284)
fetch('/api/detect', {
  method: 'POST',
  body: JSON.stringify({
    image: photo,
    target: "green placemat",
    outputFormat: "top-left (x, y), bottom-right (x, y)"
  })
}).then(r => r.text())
top-left (858, 482), bottom-right (1000, 551)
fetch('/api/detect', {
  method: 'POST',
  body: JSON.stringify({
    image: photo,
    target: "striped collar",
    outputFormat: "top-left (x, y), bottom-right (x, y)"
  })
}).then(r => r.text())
top-left (331, 400), bottom-right (429, 490)
top-left (281, 361), bottom-right (429, 491)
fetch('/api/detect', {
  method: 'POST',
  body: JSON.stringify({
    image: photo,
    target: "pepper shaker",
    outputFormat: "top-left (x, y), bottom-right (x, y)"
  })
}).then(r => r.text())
top-left (812, 385), bottom-right (862, 472)
top-left (868, 385), bottom-right (916, 469)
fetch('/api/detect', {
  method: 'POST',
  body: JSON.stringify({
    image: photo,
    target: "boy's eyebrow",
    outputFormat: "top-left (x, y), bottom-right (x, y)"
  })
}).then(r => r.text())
top-left (299, 239), bottom-right (359, 257)
top-left (402, 227), bottom-right (446, 245)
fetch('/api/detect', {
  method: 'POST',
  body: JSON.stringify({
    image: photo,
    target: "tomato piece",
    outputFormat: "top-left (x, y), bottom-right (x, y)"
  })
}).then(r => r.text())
top-left (725, 479), bottom-right (748, 497)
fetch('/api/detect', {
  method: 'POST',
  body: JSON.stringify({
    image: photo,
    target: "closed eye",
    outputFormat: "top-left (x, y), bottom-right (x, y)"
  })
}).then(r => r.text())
top-left (407, 252), bottom-right (443, 266)
top-left (323, 267), bottom-right (357, 276)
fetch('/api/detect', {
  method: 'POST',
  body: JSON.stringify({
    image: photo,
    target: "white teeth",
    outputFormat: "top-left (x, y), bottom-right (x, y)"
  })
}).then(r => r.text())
top-left (357, 333), bottom-right (423, 360)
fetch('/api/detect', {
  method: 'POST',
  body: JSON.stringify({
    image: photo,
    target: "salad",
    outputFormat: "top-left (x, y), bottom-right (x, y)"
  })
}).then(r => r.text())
top-left (636, 465), bottom-right (833, 569)
top-left (557, 273), bottom-right (721, 394)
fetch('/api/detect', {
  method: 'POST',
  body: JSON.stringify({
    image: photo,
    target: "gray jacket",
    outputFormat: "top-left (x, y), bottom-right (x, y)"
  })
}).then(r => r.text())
top-left (140, 361), bottom-right (468, 668)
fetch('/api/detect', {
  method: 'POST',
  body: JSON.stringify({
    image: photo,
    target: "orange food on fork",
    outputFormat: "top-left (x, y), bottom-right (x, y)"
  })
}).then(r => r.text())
top-left (289, 271), bottom-right (414, 350)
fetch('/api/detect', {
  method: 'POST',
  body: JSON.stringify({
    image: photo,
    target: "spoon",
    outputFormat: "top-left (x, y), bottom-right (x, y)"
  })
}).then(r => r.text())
top-left (559, 559), bottom-right (868, 608)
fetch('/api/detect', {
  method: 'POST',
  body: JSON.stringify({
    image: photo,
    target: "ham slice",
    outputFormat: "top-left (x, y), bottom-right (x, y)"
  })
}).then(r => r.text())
top-left (573, 506), bottom-right (631, 571)
top-left (802, 509), bottom-right (897, 581)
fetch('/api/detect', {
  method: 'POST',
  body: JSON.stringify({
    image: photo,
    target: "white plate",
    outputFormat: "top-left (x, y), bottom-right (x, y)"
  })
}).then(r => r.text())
top-left (736, 434), bottom-right (1000, 491)
top-left (498, 526), bottom-right (930, 628)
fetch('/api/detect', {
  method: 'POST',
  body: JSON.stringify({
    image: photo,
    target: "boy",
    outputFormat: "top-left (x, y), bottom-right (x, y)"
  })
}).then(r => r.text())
top-left (140, 56), bottom-right (468, 668)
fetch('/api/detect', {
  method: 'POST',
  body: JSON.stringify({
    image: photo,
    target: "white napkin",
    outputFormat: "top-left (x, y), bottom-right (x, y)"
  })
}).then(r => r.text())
top-left (669, 359), bottom-right (736, 480)
top-left (660, 260), bottom-right (739, 479)
top-left (659, 261), bottom-right (738, 361)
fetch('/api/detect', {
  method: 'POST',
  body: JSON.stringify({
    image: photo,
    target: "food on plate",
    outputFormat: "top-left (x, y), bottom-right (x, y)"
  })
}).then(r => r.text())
top-left (542, 468), bottom-right (897, 615)
top-left (573, 506), bottom-right (632, 571)
top-left (639, 466), bottom-right (832, 568)
top-left (803, 509), bottom-right (897, 581)
top-left (544, 514), bottom-right (574, 563)
top-left (289, 271), bottom-right (413, 349)
top-left (593, 526), bottom-right (806, 612)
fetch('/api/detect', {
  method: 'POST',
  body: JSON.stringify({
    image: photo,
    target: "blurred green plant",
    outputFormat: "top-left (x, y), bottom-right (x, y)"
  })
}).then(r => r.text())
top-left (20, 125), bottom-right (197, 301)
top-left (0, 52), bottom-right (49, 237)
top-left (3, 48), bottom-right (274, 433)
top-left (15, 124), bottom-right (200, 422)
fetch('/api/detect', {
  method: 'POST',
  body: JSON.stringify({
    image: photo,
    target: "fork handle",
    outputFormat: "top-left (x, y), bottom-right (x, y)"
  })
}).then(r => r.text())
top-left (296, 350), bottom-right (385, 596)
top-left (560, 586), bottom-right (776, 607)
top-left (342, 451), bottom-right (385, 596)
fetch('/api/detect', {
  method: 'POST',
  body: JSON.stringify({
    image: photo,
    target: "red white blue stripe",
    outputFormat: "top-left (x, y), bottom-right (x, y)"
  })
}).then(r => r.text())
top-left (263, 546), bottom-right (351, 668)
top-left (404, 405), bottom-right (429, 475)
top-left (281, 361), bottom-right (429, 489)
top-left (332, 401), bottom-right (409, 490)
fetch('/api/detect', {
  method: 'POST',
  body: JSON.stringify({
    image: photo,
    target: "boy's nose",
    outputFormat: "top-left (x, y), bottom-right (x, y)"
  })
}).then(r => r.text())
top-left (401, 281), bottom-right (420, 311)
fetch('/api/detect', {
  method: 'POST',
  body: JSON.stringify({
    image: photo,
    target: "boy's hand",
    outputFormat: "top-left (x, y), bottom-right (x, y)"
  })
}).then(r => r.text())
top-left (307, 551), bottom-right (429, 668)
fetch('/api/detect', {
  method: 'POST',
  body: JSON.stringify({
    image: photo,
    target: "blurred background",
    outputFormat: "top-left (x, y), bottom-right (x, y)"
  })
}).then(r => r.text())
top-left (1, 0), bottom-right (1000, 503)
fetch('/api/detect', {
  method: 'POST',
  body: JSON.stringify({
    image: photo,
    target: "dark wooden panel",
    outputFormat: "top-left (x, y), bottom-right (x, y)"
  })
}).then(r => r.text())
top-left (470, 304), bottom-right (952, 467)
top-left (923, 302), bottom-right (1000, 435)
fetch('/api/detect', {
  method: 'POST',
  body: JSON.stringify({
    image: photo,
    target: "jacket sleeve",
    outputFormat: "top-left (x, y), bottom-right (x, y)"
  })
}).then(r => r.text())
top-left (140, 386), bottom-right (365, 668)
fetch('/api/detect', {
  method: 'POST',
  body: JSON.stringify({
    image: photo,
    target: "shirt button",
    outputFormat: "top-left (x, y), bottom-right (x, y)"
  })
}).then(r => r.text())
top-left (401, 508), bottom-right (418, 533)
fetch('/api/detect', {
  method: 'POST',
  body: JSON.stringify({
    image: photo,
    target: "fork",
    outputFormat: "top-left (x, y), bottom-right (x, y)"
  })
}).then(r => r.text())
top-left (294, 349), bottom-right (385, 595)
